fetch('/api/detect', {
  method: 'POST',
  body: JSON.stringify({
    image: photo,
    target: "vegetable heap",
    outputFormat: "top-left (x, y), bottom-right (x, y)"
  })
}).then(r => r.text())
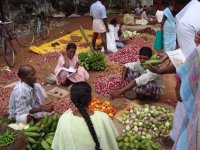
top-left (0, 130), bottom-right (17, 148)
top-left (120, 104), bottom-right (173, 139)
top-left (122, 30), bottom-right (138, 38)
top-left (141, 54), bottom-right (161, 69)
top-left (116, 132), bottom-right (159, 150)
top-left (24, 114), bottom-right (60, 150)
top-left (89, 98), bottom-right (117, 118)
top-left (78, 51), bottom-right (106, 71)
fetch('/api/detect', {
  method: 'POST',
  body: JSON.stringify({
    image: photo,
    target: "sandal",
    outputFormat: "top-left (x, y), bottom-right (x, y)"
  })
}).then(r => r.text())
top-left (123, 90), bottom-right (137, 100)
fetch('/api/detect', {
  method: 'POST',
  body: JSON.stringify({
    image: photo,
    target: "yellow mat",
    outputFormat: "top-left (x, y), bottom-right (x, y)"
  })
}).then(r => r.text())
top-left (29, 29), bottom-right (101, 55)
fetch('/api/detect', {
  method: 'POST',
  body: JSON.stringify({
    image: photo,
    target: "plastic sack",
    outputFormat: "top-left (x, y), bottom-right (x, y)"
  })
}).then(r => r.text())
top-left (154, 30), bottom-right (163, 50)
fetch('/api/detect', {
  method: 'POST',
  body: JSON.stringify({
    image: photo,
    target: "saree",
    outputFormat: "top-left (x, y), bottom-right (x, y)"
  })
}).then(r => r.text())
top-left (174, 46), bottom-right (200, 150)
top-left (54, 53), bottom-right (89, 85)
top-left (163, 7), bottom-right (176, 51)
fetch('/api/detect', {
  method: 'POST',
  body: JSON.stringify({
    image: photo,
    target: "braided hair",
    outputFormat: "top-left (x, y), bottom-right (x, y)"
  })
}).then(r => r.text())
top-left (70, 82), bottom-right (101, 150)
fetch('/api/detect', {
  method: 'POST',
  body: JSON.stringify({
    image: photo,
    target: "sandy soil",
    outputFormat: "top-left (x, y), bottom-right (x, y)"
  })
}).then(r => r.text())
top-left (0, 15), bottom-right (177, 113)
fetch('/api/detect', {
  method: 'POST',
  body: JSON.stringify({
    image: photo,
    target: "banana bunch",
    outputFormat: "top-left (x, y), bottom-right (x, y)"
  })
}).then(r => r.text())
top-left (24, 114), bottom-right (60, 150)
top-left (141, 54), bottom-right (161, 69)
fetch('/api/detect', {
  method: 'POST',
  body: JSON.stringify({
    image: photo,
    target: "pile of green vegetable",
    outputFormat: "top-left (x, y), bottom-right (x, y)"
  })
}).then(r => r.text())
top-left (24, 114), bottom-right (60, 150)
top-left (0, 130), bottom-right (18, 148)
top-left (120, 104), bottom-right (173, 139)
top-left (141, 54), bottom-right (161, 69)
top-left (116, 132), bottom-right (159, 150)
top-left (78, 51), bottom-right (107, 71)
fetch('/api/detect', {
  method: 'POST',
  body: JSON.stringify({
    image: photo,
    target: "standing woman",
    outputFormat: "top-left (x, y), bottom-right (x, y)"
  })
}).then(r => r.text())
top-left (54, 43), bottom-right (89, 86)
top-left (161, 3), bottom-right (177, 52)
top-left (51, 82), bottom-right (119, 150)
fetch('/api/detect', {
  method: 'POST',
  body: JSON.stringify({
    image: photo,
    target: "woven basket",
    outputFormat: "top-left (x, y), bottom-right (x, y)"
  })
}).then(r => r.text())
top-left (70, 35), bottom-right (82, 42)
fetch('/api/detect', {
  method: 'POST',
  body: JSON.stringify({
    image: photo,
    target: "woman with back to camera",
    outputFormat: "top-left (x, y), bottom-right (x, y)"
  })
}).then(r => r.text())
top-left (51, 82), bottom-right (119, 150)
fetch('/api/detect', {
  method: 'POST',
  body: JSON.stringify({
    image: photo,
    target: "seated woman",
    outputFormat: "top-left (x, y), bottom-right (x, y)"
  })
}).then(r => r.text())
top-left (110, 47), bottom-right (163, 100)
top-left (54, 43), bottom-right (89, 86)
top-left (51, 82), bottom-right (119, 150)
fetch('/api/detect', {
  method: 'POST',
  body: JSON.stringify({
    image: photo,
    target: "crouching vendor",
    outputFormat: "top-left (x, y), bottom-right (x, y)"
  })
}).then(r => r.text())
top-left (9, 65), bottom-right (54, 123)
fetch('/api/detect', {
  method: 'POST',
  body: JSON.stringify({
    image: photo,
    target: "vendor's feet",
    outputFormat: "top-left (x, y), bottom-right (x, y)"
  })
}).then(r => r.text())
top-left (110, 91), bottom-right (122, 99)
top-left (123, 90), bottom-right (137, 100)
top-left (160, 136), bottom-right (174, 149)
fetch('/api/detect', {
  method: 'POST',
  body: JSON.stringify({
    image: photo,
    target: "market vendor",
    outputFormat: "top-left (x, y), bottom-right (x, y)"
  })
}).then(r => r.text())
top-left (110, 47), bottom-right (163, 100)
top-left (54, 43), bottom-right (89, 86)
top-left (9, 65), bottom-right (54, 123)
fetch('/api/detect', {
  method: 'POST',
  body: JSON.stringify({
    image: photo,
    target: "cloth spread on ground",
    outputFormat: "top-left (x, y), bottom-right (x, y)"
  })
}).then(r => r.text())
top-left (29, 29), bottom-right (101, 55)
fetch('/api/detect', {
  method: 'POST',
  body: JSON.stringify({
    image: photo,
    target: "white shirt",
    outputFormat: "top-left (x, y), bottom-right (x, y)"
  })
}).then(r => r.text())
top-left (176, 0), bottom-right (200, 57)
top-left (9, 81), bottom-right (46, 119)
top-left (125, 61), bottom-right (163, 88)
top-left (90, 1), bottom-right (107, 19)
top-left (155, 10), bottom-right (163, 23)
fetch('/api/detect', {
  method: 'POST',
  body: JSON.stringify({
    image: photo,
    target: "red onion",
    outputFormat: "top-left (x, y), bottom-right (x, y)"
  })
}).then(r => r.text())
top-left (0, 87), bottom-right (13, 115)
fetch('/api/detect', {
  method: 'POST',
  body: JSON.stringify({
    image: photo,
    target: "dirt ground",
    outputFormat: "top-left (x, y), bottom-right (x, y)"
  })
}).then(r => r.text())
top-left (0, 15), bottom-right (177, 112)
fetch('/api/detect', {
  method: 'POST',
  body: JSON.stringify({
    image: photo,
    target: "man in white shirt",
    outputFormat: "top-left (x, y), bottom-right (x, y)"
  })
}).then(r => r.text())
top-left (110, 47), bottom-right (163, 100)
top-left (90, 0), bottom-right (109, 53)
top-left (9, 65), bottom-right (54, 123)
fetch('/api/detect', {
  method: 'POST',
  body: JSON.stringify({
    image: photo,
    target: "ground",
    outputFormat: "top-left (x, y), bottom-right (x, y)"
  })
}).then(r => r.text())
top-left (0, 15), bottom-right (177, 149)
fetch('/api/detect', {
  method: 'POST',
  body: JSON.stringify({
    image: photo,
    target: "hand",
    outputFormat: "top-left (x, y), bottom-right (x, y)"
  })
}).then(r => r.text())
top-left (106, 28), bottom-right (109, 33)
top-left (195, 31), bottom-right (200, 46)
top-left (148, 65), bottom-right (161, 74)
top-left (63, 64), bottom-right (70, 68)
top-left (43, 104), bottom-right (54, 112)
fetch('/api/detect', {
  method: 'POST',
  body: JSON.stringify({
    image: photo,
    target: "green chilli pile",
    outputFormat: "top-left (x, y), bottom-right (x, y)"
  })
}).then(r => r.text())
top-left (120, 104), bottom-right (173, 139)
top-left (78, 51), bottom-right (107, 71)
top-left (0, 130), bottom-right (18, 148)
top-left (24, 114), bottom-right (60, 150)
top-left (116, 132), bottom-right (159, 150)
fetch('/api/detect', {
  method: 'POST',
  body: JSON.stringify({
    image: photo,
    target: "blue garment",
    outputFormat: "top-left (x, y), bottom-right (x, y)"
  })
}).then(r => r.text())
top-left (90, 1), bottom-right (107, 19)
top-left (116, 42), bottom-right (124, 48)
top-left (163, 8), bottom-right (176, 51)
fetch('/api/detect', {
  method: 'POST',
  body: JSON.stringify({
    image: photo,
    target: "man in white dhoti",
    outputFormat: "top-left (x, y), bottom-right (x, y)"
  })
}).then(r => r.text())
top-left (9, 65), bottom-right (54, 123)
top-left (90, 0), bottom-right (109, 53)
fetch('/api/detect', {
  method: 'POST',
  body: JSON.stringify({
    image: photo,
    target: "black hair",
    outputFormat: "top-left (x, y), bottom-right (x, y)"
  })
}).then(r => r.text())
top-left (70, 82), bottom-right (101, 150)
top-left (66, 43), bottom-right (77, 51)
top-left (110, 18), bottom-right (118, 25)
top-left (17, 65), bottom-right (34, 79)
top-left (139, 47), bottom-right (152, 58)
top-left (174, 0), bottom-right (191, 4)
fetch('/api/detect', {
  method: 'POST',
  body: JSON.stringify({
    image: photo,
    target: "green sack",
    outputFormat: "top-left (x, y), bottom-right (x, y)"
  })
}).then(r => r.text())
top-left (154, 30), bottom-right (163, 50)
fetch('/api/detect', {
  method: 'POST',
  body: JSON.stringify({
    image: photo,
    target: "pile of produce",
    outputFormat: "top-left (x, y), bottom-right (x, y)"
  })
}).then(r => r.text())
top-left (135, 19), bottom-right (148, 25)
top-left (24, 114), bottom-right (60, 150)
top-left (122, 30), bottom-right (138, 38)
top-left (116, 132), bottom-right (159, 150)
top-left (78, 51), bottom-right (106, 71)
top-left (89, 98), bottom-right (117, 118)
top-left (53, 99), bottom-right (76, 114)
top-left (0, 87), bottom-right (13, 115)
top-left (2, 71), bottom-right (19, 81)
top-left (34, 52), bottom-right (60, 62)
top-left (0, 130), bottom-right (18, 148)
top-left (120, 104), bottom-right (173, 139)
top-left (108, 40), bottom-right (151, 64)
top-left (137, 27), bottom-right (156, 36)
top-left (141, 54), bottom-right (161, 69)
top-left (94, 76), bottom-right (121, 97)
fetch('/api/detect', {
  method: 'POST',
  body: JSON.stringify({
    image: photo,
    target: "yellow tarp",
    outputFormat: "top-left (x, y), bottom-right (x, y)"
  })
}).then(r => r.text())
top-left (29, 29), bottom-right (101, 55)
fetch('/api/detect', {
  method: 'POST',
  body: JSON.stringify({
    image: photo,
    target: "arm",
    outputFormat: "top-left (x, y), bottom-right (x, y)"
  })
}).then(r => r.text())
top-left (149, 63), bottom-right (176, 74)
top-left (195, 31), bottom-right (200, 46)
top-left (29, 104), bottom-right (54, 114)
top-left (103, 18), bottom-right (109, 32)
top-left (121, 66), bottom-right (128, 86)
top-left (160, 15), bottom-right (167, 31)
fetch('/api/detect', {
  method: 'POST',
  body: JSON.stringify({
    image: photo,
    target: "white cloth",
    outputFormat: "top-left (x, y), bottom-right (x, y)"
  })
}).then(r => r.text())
top-left (106, 24), bottom-right (117, 52)
top-left (92, 19), bottom-right (106, 33)
top-left (155, 10), bottom-right (163, 23)
top-left (114, 25), bottom-right (120, 40)
top-left (170, 101), bottom-right (187, 141)
top-left (176, 0), bottom-right (200, 57)
top-left (125, 61), bottom-right (163, 88)
top-left (9, 81), bottom-right (47, 121)
top-left (90, 1), bottom-right (107, 19)
top-left (141, 11), bottom-right (148, 20)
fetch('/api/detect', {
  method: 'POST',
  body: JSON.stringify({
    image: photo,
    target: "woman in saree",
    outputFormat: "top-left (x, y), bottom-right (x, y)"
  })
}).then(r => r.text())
top-left (54, 43), bottom-right (89, 86)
